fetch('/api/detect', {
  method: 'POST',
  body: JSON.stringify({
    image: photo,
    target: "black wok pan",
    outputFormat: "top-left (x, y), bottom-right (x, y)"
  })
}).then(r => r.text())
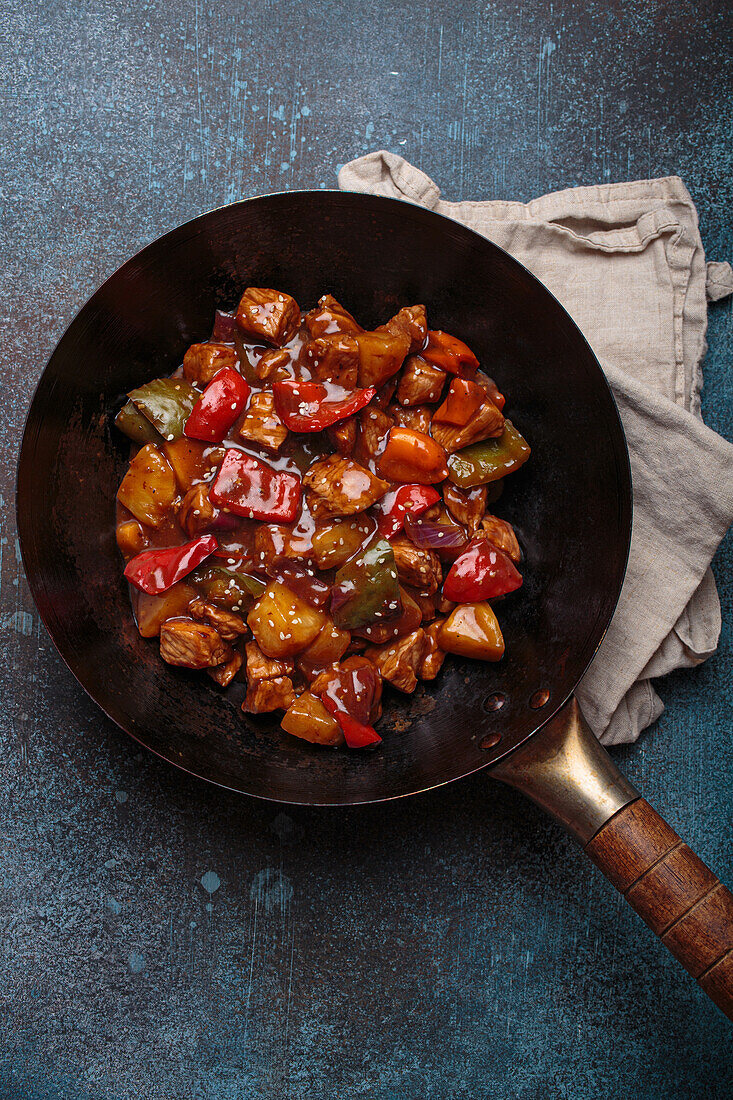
top-left (16, 191), bottom-right (733, 1018)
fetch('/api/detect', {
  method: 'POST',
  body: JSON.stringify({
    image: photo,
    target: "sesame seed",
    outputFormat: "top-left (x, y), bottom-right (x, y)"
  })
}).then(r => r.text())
top-left (167, 433), bottom-right (175, 441)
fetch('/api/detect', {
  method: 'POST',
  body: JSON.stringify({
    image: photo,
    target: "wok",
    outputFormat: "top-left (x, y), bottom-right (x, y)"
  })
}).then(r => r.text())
top-left (16, 191), bottom-right (733, 1019)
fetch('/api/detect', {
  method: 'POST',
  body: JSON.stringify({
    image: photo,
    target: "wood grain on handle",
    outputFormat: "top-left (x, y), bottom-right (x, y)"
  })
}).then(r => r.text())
top-left (586, 798), bottom-right (733, 1019)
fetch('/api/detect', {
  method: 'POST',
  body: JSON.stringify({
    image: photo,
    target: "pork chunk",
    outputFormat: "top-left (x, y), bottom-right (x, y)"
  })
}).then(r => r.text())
top-left (179, 483), bottom-right (217, 538)
top-left (245, 640), bottom-right (295, 686)
top-left (236, 287), bottom-right (300, 347)
top-left (303, 455), bottom-right (389, 518)
top-left (327, 416), bottom-right (357, 457)
top-left (353, 405), bottom-right (393, 467)
top-left (304, 294), bottom-right (362, 338)
top-left (396, 356), bottom-right (446, 406)
top-left (207, 651), bottom-right (244, 687)
top-left (303, 333), bottom-right (359, 388)
top-left (239, 391), bottom-right (288, 454)
top-left (190, 598), bottom-right (249, 641)
top-left (365, 629), bottom-right (427, 693)
top-left (477, 515), bottom-right (521, 562)
top-left (378, 304), bottom-right (428, 354)
top-left (255, 348), bottom-right (291, 382)
top-left (387, 403), bottom-right (433, 434)
top-left (390, 535), bottom-right (442, 595)
top-left (418, 619), bottom-right (446, 680)
top-left (431, 399), bottom-right (504, 453)
top-left (443, 483), bottom-right (487, 534)
top-left (160, 619), bottom-right (232, 669)
top-left (242, 676), bottom-right (296, 713)
top-left (183, 343), bottom-right (238, 386)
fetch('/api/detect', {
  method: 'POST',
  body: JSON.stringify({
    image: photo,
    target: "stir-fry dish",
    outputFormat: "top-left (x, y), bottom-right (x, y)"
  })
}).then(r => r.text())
top-left (114, 288), bottom-right (530, 750)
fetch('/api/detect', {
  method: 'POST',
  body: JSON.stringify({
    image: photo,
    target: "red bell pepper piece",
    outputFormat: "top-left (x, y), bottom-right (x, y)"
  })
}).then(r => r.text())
top-left (209, 448), bottom-right (301, 522)
top-left (433, 378), bottom-right (486, 426)
top-left (321, 693), bottom-right (382, 748)
top-left (374, 484), bottom-right (441, 539)
top-left (184, 367), bottom-right (250, 442)
top-left (420, 330), bottom-right (480, 376)
top-left (272, 380), bottom-right (376, 432)
top-left (124, 534), bottom-right (218, 595)
top-left (443, 537), bottom-right (522, 602)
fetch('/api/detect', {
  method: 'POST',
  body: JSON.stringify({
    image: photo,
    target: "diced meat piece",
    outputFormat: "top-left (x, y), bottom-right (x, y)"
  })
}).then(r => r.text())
top-left (353, 406), bottom-right (393, 468)
top-left (160, 619), bottom-right (232, 669)
top-left (245, 639), bottom-right (295, 686)
top-left (183, 343), bottom-right (238, 385)
top-left (207, 651), bottom-right (244, 687)
top-left (281, 691), bottom-right (345, 745)
top-left (390, 534), bottom-right (442, 594)
top-left (475, 370), bottom-right (505, 410)
top-left (477, 515), bottom-right (521, 562)
top-left (255, 348), bottom-right (291, 381)
top-left (396, 356), bottom-right (446, 406)
top-left (302, 334), bottom-right (359, 388)
top-left (365, 629), bottom-right (427, 693)
top-left (437, 594), bottom-right (456, 614)
top-left (179, 483), bottom-right (217, 538)
top-left (387, 404), bottom-right (432, 434)
top-left (238, 391), bottom-right (288, 454)
top-left (254, 523), bottom-right (314, 569)
top-left (327, 416), bottom-right (357, 457)
top-left (405, 587), bottom-right (438, 621)
top-left (431, 399), bottom-right (504, 453)
top-left (443, 483), bottom-right (487, 534)
top-left (243, 676), bottom-right (296, 713)
top-left (378, 304), bottom-right (428, 354)
top-left (190, 598), bottom-right (249, 641)
top-left (304, 294), bottom-right (362, 338)
top-left (355, 331), bottom-right (411, 389)
top-left (372, 377), bottom-right (398, 410)
top-left (303, 456), bottom-right (389, 518)
top-left (236, 287), bottom-right (300, 347)
top-left (418, 619), bottom-right (446, 680)
top-left (116, 519), bottom-right (147, 560)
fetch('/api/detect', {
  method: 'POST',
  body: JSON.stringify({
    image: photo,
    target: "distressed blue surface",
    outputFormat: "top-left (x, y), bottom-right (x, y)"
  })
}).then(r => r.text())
top-left (1, 0), bottom-right (732, 1096)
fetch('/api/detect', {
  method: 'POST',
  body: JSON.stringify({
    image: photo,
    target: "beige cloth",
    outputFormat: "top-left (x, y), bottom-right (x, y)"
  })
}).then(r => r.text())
top-left (339, 151), bottom-right (733, 745)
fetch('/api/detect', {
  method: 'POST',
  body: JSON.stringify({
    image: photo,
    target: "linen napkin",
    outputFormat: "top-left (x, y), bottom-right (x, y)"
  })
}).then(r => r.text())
top-left (338, 151), bottom-right (733, 745)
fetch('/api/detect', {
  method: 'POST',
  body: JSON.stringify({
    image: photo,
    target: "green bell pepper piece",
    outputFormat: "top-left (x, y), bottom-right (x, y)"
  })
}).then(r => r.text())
top-left (447, 420), bottom-right (531, 487)
top-left (128, 378), bottom-right (199, 441)
top-left (331, 538), bottom-right (401, 630)
top-left (188, 565), bottom-right (265, 610)
top-left (114, 400), bottom-right (163, 444)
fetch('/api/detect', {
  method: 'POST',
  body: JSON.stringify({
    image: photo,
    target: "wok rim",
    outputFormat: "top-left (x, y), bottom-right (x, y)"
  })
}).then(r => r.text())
top-left (15, 190), bottom-right (633, 806)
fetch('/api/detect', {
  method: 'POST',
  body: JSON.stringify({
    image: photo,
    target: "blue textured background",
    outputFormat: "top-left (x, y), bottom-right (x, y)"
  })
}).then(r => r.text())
top-left (2, 1), bottom-right (732, 1096)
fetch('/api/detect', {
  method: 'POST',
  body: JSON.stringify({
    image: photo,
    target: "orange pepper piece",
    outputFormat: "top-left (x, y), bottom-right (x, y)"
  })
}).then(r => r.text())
top-left (433, 378), bottom-right (486, 426)
top-left (377, 427), bottom-right (448, 484)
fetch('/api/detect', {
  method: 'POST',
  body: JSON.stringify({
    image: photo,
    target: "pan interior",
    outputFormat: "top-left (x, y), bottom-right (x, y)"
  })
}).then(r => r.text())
top-left (16, 192), bottom-right (631, 805)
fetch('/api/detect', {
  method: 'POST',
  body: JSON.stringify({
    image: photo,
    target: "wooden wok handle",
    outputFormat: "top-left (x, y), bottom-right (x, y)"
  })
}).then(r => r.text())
top-left (586, 798), bottom-right (733, 1018)
top-left (491, 698), bottom-right (733, 1019)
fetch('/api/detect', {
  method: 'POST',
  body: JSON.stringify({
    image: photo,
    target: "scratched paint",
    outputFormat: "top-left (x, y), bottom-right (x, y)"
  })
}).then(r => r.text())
top-left (1, 0), bottom-right (732, 1097)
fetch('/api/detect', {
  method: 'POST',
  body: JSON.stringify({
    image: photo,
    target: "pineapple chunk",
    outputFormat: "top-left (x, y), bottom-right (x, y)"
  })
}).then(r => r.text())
top-left (438, 602), bottom-right (505, 661)
top-left (281, 691), bottom-right (344, 746)
top-left (163, 437), bottom-right (210, 491)
top-left (247, 582), bottom-right (325, 659)
top-left (116, 443), bottom-right (176, 527)
top-left (132, 582), bottom-right (197, 638)
top-left (297, 620), bottom-right (351, 680)
top-left (311, 515), bottom-right (375, 570)
top-left (116, 519), bottom-right (147, 560)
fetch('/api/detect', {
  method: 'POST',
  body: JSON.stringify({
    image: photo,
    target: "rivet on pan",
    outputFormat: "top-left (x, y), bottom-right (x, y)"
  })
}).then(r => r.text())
top-left (530, 688), bottom-right (550, 709)
top-left (483, 692), bottom-right (505, 712)
top-left (479, 732), bottom-right (502, 750)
